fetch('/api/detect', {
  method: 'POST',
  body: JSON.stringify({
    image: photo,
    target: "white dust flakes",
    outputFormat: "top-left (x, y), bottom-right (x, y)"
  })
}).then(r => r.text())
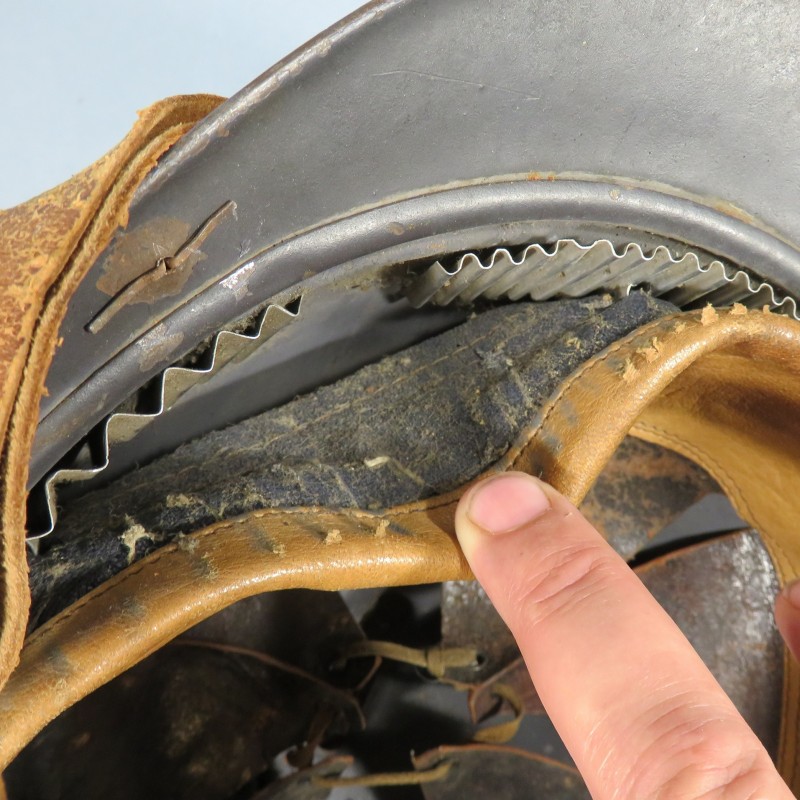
top-left (324, 529), bottom-right (343, 545)
top-left (120, 521), bottom-right (152, 564)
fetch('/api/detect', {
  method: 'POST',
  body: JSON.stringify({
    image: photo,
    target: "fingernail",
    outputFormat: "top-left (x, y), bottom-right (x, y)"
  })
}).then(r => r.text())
top-left (466, 472), bottom-right (551, 534)
top-left (783, 579), bottom-right (800, 609)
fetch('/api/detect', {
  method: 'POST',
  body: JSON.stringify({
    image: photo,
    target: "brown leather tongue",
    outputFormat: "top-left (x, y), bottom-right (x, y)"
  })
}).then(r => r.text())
top-left (517, 306), bottom-right (800, 788)
top-left (0, 94), bottom-right (223, 697)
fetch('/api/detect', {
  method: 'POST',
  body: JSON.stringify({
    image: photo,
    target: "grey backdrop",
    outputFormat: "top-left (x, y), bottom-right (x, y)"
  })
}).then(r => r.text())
top-left (0, 1), bottom-right (363, 209)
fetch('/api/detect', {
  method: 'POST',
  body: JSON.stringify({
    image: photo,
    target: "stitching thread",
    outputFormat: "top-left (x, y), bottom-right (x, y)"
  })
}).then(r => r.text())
top-left (28, 313), bottom-right (694, 644)
top-left (510, 314), bottom-right (686, 469)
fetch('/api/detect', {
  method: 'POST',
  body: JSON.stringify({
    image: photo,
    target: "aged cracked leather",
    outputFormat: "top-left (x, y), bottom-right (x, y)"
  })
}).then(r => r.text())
top-left (0, 94), bottom-right (223, 698)
top-left (3, 99), bottom-right (800, 794)
top-left (2, 304), bottom-right (800, 790)
top-left (28, 293), bottom-right (671, 631)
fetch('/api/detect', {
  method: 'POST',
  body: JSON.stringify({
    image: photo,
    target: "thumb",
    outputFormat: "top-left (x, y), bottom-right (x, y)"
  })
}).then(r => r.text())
top-left (455, 471), bottom-right (791, 800)
top-left (775, 582), bottom-right (800, 663)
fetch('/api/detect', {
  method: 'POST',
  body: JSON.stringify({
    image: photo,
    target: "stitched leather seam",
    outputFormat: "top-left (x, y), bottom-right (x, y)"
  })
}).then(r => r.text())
top-left (29, 312), bottom-right (690, 645)
top-left (26, 504), bottom-right (425, 644)
top-left (509, 314), bottom-right (685, 470)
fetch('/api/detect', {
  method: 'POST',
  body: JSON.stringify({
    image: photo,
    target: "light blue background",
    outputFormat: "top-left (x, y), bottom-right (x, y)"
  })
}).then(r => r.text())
top-left (0, 1), bottom-right (363, 208)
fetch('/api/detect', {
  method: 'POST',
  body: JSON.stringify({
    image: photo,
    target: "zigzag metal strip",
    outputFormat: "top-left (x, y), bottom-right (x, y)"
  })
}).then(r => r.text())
top-left (407, 239), bottom-right (800, 319)
top-left (32, 301), bottom-right (300, 541)
top-left (32, 238), bottom-right (800, 542)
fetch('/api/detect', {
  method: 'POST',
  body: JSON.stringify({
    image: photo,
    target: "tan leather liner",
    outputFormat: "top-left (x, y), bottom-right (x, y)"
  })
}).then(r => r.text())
top-left (2, 306), bottom-right (800, 789)
top-left (0, 94), bottom-right (223, 696)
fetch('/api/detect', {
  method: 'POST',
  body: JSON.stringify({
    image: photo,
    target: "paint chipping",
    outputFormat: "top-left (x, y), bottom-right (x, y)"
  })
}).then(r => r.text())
top-left (220, 260), bottom-right (256, 301)
top-left (731, 303), bottom-right (748, 316)
top-left (622, 359), bottom-right (638, 383)
top-left (375, 519), bottom-right (390, 538)
top-left (138, 324), bottom-right (185, 372)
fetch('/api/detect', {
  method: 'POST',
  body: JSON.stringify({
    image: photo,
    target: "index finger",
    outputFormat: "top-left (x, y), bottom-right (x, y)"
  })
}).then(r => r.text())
top-left (455, 472), bottom-right (791, 800)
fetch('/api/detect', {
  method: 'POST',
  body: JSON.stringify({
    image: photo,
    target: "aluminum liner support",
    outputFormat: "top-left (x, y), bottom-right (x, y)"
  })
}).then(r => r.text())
top-left (30, 0), bottom-right (800, 490)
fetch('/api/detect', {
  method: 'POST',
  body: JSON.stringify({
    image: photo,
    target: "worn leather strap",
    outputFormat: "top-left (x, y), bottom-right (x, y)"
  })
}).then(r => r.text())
top-left (2, 305), bottom-right (800, 790)
top-left (0, 94), bottom-right (223, 695)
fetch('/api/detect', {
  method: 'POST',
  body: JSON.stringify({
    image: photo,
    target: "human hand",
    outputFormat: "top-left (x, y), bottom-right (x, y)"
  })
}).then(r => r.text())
top-left (455, 472), bottom-right (794, 799)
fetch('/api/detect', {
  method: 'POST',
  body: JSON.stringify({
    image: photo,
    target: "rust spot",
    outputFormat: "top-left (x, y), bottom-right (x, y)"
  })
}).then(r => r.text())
top-left (527, 171), bottom-right (556, 181)
top-left (90, 202), bottom-right (236, 333)
top-left (711, 198), bottom-right (761, 227)
top-left (96, 216), bottom-right (192, 297)
top-left (388, 222), bottom-right (404, 236)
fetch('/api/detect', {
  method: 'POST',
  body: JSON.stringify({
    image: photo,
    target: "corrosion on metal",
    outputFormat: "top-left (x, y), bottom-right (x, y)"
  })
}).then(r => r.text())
top-left (87, 201), bottom-right (237, 334)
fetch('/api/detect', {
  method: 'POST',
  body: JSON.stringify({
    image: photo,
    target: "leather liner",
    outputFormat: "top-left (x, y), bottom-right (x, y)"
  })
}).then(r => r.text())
top-left (0, 95), bottom-right (223, 700)
top-left (2, 307), bottom-right (800, 792)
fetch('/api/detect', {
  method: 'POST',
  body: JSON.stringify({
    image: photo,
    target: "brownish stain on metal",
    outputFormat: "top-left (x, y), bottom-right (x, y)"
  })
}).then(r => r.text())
top-left (96, 216), bottom-right (193, 297)
top-left (90, 202), bottom-right (236, 333)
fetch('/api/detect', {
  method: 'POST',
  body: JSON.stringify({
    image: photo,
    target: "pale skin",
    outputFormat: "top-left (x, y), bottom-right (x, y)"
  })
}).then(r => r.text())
top-left (454, 472), bottom-right (798, 800)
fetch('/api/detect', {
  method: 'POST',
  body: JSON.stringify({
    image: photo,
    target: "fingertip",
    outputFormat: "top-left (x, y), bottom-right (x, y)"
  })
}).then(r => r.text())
top-left (775, 581), bottom-right (800, 663)
top-left (466, 472), bottom-right (552, 532)
top-left (455, 472), bottom-right (551, 561)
